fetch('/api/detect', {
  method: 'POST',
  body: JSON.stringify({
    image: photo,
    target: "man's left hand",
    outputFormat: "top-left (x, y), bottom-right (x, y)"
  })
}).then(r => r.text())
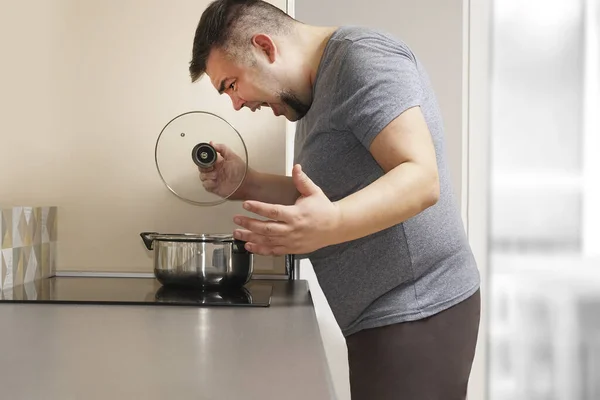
top-left (232, 164), bottom-right (341, 256)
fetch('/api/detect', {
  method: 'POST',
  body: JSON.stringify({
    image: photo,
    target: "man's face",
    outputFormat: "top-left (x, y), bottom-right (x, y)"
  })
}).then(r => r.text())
top-left (205, 47), bottom-right (309, 121)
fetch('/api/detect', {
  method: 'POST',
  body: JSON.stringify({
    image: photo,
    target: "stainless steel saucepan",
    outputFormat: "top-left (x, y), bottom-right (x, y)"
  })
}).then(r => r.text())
top-left (140, 232), bottom-right (253, 288)
top-left (143, 112), bottom-right (255, 289)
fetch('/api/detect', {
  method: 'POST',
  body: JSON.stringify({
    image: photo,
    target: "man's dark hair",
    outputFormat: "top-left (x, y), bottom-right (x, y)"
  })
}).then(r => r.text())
top-left (189, 0), bottom-right (295, 82)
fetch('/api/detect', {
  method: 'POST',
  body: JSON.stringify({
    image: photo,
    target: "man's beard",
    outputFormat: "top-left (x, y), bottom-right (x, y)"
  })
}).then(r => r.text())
top-left (280, 90), bottom-right (310, 121)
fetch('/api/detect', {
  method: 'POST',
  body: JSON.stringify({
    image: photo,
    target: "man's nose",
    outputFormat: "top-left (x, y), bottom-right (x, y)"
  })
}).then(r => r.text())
top-left (230, 95), bottom-right (245, 111)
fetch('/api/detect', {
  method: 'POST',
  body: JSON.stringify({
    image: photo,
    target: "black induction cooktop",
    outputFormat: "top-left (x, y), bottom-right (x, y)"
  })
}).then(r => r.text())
top-left (0, 276), bottom-right (273, 307)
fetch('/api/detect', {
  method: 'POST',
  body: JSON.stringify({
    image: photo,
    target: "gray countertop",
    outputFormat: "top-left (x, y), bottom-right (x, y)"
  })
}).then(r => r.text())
top-left (0, 278), bottom-right (336, 400)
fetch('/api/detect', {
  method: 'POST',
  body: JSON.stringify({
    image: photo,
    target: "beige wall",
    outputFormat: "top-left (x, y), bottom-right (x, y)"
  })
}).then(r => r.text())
top-left (0, 0), bottom-right (289, 273)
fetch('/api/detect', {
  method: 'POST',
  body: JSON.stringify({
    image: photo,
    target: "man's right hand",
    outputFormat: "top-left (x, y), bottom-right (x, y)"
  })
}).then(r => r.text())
top-left (199, 142), bottom-right (249, 200)
top-left (199, 142), bottom-right (301, 206)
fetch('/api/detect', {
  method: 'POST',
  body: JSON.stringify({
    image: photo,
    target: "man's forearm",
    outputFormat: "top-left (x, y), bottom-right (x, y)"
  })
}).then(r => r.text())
top-left (331, 162), bottom-right (439, 245)
top-left (241, 170), bottom-right (300, 206)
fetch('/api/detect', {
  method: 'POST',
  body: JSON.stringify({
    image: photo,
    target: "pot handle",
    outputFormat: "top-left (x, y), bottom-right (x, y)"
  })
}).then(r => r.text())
top-left (140, 232), bottom-right (158, 250)
top-left (232, 239), bottom-right (251, 254)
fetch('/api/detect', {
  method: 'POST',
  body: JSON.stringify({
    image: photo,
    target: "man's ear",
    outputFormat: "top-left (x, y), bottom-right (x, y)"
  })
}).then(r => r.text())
top-left (251, 33), bottom-right (277, 63)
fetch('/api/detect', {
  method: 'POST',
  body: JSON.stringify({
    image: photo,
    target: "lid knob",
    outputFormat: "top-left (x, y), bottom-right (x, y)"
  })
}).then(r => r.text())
top-left (192, 142), bottom-right (217, 169)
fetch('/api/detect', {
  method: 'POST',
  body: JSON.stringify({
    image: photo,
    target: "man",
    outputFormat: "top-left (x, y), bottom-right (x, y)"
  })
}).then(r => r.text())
top-left (189, 1), bottom-right (481, 399)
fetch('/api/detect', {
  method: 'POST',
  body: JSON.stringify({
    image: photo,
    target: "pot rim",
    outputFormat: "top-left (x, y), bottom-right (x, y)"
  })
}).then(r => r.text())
top-left (143, 232), bottom-right (236, 243)
top-left (140, 232), bottom-right (248, 251)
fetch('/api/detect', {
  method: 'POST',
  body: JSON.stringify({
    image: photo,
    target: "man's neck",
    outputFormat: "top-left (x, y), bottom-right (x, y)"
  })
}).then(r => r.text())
top-left (293, 24), bottom-right (339, 93)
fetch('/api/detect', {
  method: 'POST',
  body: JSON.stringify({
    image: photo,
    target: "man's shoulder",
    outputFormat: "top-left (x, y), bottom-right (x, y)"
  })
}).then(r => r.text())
top-left (331, 25), bottom-right (392, 41)
top-left (325, 26), bottom-right (415, 68)
top-left (330, 26), bottom-right (409, 50)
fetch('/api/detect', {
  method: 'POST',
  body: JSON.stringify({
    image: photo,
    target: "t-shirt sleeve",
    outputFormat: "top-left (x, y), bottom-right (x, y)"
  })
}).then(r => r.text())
top-left (332, 40), bottom-right (425, 149)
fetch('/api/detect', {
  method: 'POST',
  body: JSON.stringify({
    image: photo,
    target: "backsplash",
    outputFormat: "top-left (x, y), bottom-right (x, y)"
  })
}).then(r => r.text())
top-left (0, 206), bottom-right (57, 298)
top-left (0, 0), bottom-right (288, 275)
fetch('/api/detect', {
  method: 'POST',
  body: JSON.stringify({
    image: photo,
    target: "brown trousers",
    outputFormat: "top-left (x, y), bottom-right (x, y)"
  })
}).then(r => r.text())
top-left (346, 289), bottom-right (481, 400)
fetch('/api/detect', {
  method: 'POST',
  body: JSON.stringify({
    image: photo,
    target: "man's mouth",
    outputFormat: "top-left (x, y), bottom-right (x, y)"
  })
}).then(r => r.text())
top-left (267, 103), bottom-right (281, 116)
top-left (249, 102), bottom-right (268, 112)
top-left (249, 102), bottom-right (281, 116)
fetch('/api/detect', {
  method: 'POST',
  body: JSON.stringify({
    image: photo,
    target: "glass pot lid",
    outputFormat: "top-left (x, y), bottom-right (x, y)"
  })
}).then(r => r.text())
top-left (154, 111), bottom-right (248, 206)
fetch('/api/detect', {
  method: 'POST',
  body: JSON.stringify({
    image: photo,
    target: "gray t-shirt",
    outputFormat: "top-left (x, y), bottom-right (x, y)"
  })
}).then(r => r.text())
top-left (294, 26), bottom-right (480, 337)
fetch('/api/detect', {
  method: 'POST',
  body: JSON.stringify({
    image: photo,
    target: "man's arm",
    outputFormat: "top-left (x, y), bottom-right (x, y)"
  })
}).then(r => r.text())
top-left (331, 105), bottom-right (439, 244)
top-left (239, 170), bottom-right (300, 206)
top-left (229, 105), bottom-right (441, 257)
top-left (204, 141), bottom-right (300, 206)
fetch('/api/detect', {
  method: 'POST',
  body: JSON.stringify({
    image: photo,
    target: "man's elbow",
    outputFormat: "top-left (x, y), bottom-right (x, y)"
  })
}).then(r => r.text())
top-left (421, 167), bottom-right (440, 210)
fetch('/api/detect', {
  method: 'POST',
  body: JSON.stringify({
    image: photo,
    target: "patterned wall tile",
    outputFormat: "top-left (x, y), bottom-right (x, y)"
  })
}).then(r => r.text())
top-left (33, 208), bottom-right (42, 245)
top-left (33, 244), bottom-right (42, 281)
top-left (22, 207), bottom-right (34, 247)
top-left (50, 241), bottom-right (57, 276)
top-left (48, 207), bottom-right (57, 242)
top-left (0, 206), bottom-right (57, 293)
top-left (0, 249), bottom-right (7, 290)
top-left (0, 215), bottom-right (2, 289)
top-left (12, 207), bottom-right (23, 248)
top-left (1, 209), bottom-right (12, 249)
top-left (41, 243), bottom-right (50, 278)
top-left (2, 248), bottom-right (13, 291)
top-left (24, 246), bottom-right (40, 284)
top-left (13, 247), bottom-right (25, 288)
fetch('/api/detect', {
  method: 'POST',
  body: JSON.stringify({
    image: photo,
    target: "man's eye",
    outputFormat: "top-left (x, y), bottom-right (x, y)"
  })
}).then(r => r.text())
top-left (229, 82), bottom-right (236, 90)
